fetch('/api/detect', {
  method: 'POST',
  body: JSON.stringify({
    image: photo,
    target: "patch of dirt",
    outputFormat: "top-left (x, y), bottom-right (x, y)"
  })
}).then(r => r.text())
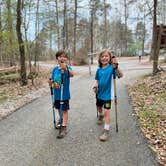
top-left (0, 67), bottom-right (50, 120)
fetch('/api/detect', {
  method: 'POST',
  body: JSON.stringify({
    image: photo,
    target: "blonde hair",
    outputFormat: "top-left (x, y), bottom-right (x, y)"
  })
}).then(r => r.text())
top-left (98, 49), bottom-right (112, 67)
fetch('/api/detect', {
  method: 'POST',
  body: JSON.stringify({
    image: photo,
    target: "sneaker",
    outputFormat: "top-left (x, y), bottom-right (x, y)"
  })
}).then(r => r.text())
top-left (57, 126), bottom-right (67, 139)
top-left (55, 119), bottom-right (62, 129)
top-left (99, 130), bottom-right (110, 141)
top-left (97, 115), bottom-right (104, 125)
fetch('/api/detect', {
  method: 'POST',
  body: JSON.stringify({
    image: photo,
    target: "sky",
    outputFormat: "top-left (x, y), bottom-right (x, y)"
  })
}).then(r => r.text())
top-left (27, 0), bottom-right (153, 44)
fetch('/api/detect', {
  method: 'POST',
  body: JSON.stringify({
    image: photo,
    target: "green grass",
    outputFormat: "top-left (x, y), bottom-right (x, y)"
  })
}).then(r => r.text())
top-left (139, 107), bottom-right (160, 129)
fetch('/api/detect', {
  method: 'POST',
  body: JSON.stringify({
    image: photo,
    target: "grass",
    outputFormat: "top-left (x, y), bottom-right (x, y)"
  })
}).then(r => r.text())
top-left (138, 107), bottom-right (160, 129)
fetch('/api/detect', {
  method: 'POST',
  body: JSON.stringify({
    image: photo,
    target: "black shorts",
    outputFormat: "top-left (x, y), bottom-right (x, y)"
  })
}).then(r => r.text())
top-left (96, 99), bottom-right (112, 109)
top-left (54, 100), bottom-right (69, 111)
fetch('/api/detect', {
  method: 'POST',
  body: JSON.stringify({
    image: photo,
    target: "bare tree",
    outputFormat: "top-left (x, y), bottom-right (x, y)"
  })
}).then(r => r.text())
top-left (90, 0), bottom-right (94, 64)
top-left (16, 0), bottom-right (27, 85)
top-left (55, 0), bottom-right (60, 50)
top-left (152, 0), bottom-right (159, 75)
top-left (23, 0), bottom-right (32, 73)
top-left (34, 0), bottom-right (40, 67)
top-left (6, 0), bottom-right (15, 66)
top-left (73, 0), bottom-right (77, 56)
top-left (0, 2), bottom-right (2, 64)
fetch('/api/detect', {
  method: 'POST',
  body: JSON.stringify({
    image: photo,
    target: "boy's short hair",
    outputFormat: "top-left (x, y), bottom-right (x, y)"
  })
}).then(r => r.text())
top-left (55, 50), bottom-right (68, 59)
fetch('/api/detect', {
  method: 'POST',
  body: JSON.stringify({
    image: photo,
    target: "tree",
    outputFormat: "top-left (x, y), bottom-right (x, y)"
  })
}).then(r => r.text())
top-left (152, 0), bottom-right (159, 75)
top-left (89, 0), bottom-right (101, 63)
top-left (73, 0), bottom-right (77, 57)
top-left (16, 0), bottom-right (27, 85)
top-left (55, 0), bottom-right (60, 50)
top-left (135, 21), bottom-right (147, 56)
top-left (102, 0), bottom-right (111, 48)
top-left (34, 0), bottom-right (40, 67)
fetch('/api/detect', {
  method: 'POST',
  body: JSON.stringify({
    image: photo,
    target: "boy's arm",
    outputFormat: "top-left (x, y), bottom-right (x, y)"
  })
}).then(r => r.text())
top-left (116, 67), bottom-right (123, 78)
top-left (112, 57), bottom-right (123, 78)
top-left (59, 62), bottom-right (74, 77)
top-left (66, 66), bottom-right (74, 77)
top-left (67, 68), bottom-right (74, 77)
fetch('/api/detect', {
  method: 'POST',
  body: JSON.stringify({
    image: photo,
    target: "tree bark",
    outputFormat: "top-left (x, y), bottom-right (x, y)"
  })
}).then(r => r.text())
top-left (34, 0), bottom-right (39, 67)
top-left (16, 0), bottom-right (27, 85)
top-left (152, 0), bottom-right (159, 75)
top-left (55, 0), bottom-right (60, 50)
top-left (6, 0), bottom-right (15, 66)
top-left (90, 0), bottom-right (94, 64)
top-left (73, 0), bottom-right (77, 56)
top-left (124, 0), bottom-right (128, 56)
top-left (103, 0), bottom-right (107, 48)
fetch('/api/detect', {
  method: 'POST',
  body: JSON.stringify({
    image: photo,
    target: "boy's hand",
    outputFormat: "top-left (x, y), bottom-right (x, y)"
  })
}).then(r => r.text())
top-left (93, 86), bottom-right (98, 94)
top-left (48, 79), bottom-right (53, 87)
top-left (112, 57), bottom-right (118, 69)
top-left (53, 82), bottom-right (60, 89)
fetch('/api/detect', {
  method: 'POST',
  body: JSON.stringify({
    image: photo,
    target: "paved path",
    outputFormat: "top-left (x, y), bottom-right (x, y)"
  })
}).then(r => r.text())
top-left (0, 60), bottom-right (159, 166)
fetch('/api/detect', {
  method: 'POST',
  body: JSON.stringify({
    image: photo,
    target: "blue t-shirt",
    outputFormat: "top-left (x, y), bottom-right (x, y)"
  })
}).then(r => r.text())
top-left (95, 65), bottom-right (118, 100)
top-left (51, 66), bottom-right (72, 100)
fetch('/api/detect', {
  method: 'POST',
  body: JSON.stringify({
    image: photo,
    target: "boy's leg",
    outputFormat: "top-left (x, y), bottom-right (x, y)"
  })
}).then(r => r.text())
top-left (100, 109), bottom-right (110, 141)
top-left (96, 99), bottom-right (104, 125)
top-left (57, 100), bottom-right (69, 139)
top-left (62, 111), bottom-right (68, 126)
top-left (57, 111), bottom-right (68, 139)
top-left (100, 100), bottom-right (111, 141)
top-left (97, 106), bottom-right (104, 124)
top-left (54, 101), bottom-right (62, 129)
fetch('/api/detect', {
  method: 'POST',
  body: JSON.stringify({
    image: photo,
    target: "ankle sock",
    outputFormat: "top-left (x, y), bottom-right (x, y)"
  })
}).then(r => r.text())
top-left (104, 124), bottom-right (110, 130)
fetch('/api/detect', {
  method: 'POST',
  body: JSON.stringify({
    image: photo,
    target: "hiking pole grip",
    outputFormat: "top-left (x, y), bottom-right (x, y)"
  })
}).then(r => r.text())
top-left (49, 78), bottom-right (53, 95)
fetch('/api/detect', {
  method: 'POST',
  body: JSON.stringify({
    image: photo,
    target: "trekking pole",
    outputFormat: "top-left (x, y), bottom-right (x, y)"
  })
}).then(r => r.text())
top-left (59, 70), bottom-right (65, 125)
top-left (49, 78), bottom-right (56, 129)
top-left (113, 69), bottom-right (118, 132)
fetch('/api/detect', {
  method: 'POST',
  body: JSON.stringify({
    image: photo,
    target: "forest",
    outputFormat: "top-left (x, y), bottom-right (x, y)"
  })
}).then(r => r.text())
top-left (0, 0), bottom-right (166, 85)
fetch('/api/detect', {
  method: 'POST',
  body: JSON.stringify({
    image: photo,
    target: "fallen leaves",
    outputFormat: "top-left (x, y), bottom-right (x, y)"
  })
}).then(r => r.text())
top-left (128, 71), bottom-right (166, 165)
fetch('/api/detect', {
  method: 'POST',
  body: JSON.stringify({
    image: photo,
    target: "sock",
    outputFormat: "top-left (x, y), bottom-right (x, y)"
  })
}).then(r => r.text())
top-left (104, 124), bottom-right (110, 131)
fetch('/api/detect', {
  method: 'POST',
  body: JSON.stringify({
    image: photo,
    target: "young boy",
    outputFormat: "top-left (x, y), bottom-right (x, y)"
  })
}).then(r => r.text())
top-left (49, 50), bottom-right (74, 139)
top-left (94, 50), bottom-right (123, 141)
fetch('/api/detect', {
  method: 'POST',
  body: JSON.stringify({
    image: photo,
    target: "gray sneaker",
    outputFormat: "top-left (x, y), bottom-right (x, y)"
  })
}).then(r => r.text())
top-left (99, 130), bottom-right (110, 141)
top-left (57, 126), bottom-right (67, 139)
top-left (97, 115), bottom-right (104, 125)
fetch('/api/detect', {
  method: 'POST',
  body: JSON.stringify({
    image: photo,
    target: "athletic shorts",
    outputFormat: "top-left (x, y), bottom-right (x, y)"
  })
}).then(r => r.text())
top-left (96, 99), bottom-right (112, 109)
top-left (54, 100), bottom-right (69, 111)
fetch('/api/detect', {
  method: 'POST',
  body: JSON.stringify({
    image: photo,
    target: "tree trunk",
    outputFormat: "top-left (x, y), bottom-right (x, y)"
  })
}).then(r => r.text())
top-left (62, 0), bottom-right (67, 50)
top-left (6, 0), bottom-right (15, 66)
top-left (55, 0), bottom-right (60, 50)
top-left (23, 0), bottom-right (32, 73)
top-left (103, 0), bottom-right (107, 48)
top-left (16, 0), bottom-right (27, 86)
top-left (0, 3), bottom-right (2, 65)
top-left (152, 0), bottom-right (159, 75)
top-left (73, 0), bottom-right (77, 56)
top-left (64, 0), bottom-right (68, 50)
top-left (124, 0), bottom-right (128, 56)
top-left (90, 0), bottom-right (94, 64)
top-left (34, 0), bottom-right (39, 67)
